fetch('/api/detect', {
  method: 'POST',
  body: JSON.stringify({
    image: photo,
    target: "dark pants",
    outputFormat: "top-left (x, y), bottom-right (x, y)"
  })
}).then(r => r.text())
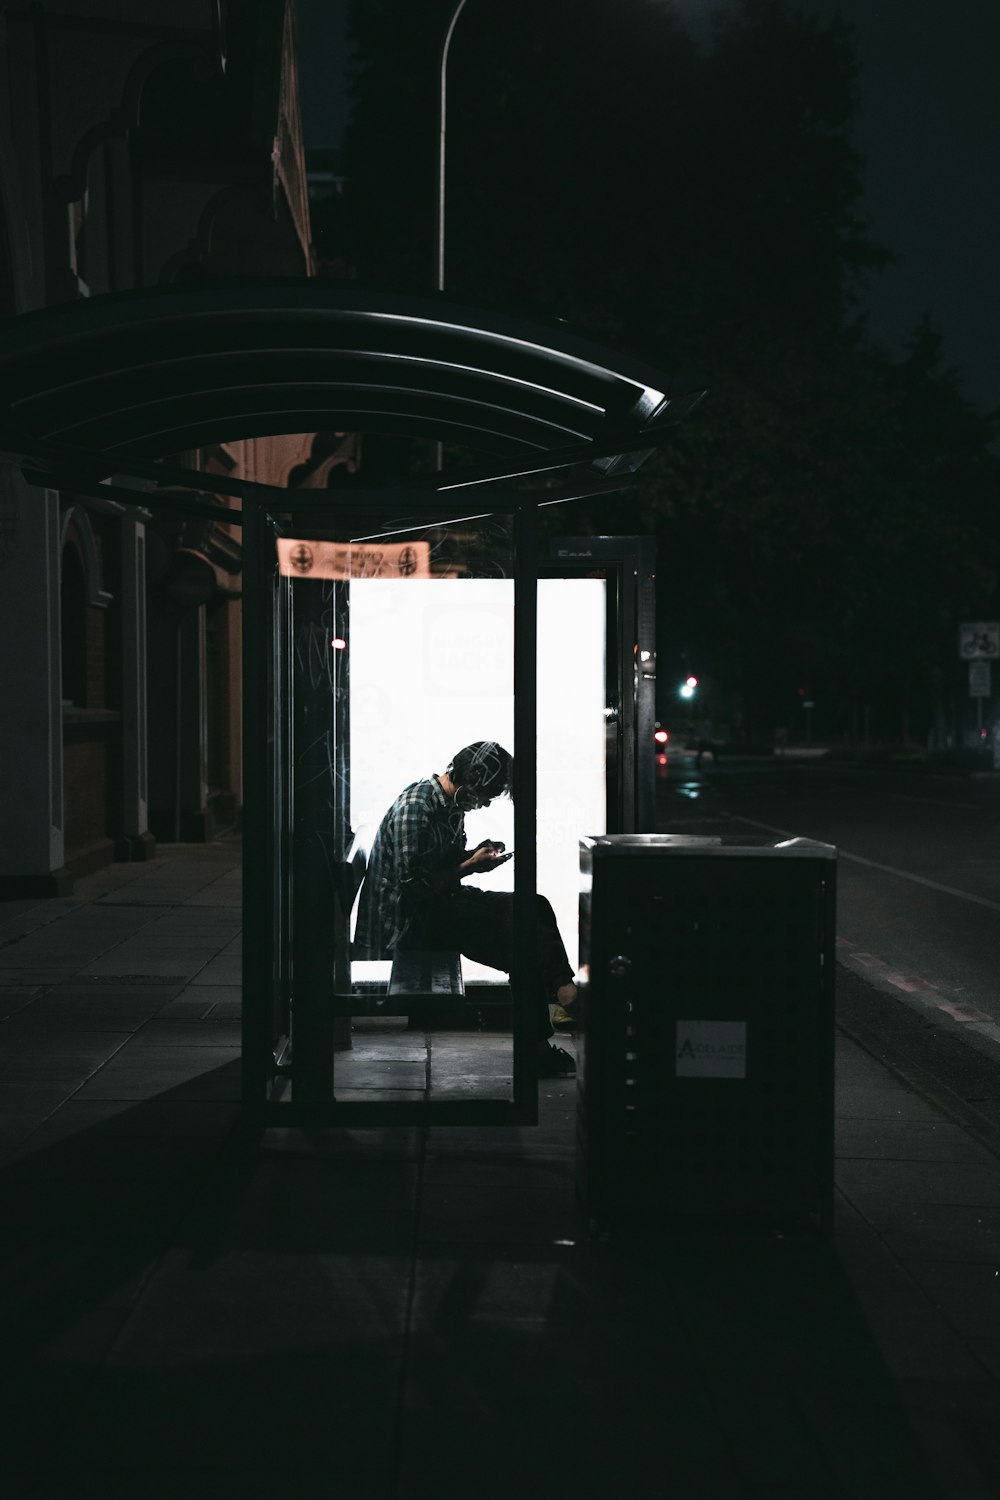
top-left (406, 888), bottom-right (573, 1042)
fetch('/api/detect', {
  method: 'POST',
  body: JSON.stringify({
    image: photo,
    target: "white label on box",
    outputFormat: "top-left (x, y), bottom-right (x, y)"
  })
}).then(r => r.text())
top-left (675, 1020), bottom-right (747, 1079)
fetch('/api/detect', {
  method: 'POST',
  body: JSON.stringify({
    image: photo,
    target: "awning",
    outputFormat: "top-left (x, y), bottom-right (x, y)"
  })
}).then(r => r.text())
top-left (0, 281), bottom-right (705, 517)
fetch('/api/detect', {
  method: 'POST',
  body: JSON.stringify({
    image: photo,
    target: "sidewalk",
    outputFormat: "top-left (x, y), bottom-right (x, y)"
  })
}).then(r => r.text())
top-left (2, 837), bottom-right (999, 1497)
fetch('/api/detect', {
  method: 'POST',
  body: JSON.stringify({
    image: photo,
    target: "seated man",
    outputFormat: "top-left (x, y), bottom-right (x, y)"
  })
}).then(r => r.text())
top-left (354, 740), bottom-right (578, 1077)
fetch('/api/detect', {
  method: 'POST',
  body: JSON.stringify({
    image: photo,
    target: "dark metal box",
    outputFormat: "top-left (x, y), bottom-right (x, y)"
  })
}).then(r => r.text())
top-left (576, 833), bottom-right (837, 1233)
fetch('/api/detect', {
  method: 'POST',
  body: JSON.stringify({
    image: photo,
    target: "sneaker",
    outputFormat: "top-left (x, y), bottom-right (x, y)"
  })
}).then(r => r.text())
top-left (537, 1042), bottom-right (576, 1078)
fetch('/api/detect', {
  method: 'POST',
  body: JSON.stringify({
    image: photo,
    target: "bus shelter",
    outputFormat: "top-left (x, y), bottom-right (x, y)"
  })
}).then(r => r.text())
top-left (0, 283), bottom-right (704, 1126)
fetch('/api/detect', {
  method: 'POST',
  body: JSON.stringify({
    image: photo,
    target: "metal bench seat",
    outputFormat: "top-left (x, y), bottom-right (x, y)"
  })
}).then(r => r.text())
top-left (388, 948), bottom-right (465, 1000)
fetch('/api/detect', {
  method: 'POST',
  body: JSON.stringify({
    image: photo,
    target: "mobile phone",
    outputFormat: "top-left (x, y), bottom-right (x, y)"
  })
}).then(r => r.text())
top-left (494, 849), bottom-right (513, 863)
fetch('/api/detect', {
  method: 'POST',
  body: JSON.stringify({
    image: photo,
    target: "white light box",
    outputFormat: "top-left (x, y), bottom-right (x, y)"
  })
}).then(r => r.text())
top-left (349, 577), bottom-right (606, 977)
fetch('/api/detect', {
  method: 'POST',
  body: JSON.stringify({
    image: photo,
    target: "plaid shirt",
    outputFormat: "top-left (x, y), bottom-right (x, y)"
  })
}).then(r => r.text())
top-left (354, 776), bottom-right (467, 957)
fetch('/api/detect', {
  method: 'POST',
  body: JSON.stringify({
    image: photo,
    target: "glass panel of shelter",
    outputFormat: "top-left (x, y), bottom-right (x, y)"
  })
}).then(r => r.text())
top-left (544, 535), bottom-right (658, 838)
top-left (336, 514), bottom-right (518, 1109)
top-left (273, 505), bottom-right (524, 1121)
top-left (250, 503), bottom-right (624, 1124)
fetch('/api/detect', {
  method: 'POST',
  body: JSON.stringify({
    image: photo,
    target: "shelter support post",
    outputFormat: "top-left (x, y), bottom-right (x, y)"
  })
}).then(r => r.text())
top-left (511, 502), bottom-right (539, 1123)
top-left (0, 472), bottom-right (65, 895)
top-left (118, 514), bottom-right (153, 858)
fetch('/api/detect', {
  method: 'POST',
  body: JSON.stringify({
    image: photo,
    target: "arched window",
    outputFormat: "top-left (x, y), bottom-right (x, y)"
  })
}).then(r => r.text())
top-left (60, 539), bottom-right (88, 708)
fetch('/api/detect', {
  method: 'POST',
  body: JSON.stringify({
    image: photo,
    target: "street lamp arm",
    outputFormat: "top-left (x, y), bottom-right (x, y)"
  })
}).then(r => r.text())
top-left (436, 0), bottom-right (469, 293)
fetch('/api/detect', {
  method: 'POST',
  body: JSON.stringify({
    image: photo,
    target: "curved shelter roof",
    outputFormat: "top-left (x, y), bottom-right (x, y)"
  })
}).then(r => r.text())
top-left (0, 283), bottom-right (703, 470)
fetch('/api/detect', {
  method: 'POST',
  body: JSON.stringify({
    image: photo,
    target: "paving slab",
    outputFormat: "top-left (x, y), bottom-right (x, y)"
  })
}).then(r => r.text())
top-left (156, 995), bottom-right (223, 1019)
top-left (0, 967), bottom-right (88, 984)
top-left (129, 1020), bottom-right (243, 1047)
top-left (835, 1117), bottom-right (998, 1164)
top-left (5, 839), bottom-right (1000, 1496)
top-left (13, 992), bottom-right (180, 1027)
top-left (72, 1048), bottom-right (242, 1101)
top-left (966, 1341), bottom-right (1000, 1380)
top-left (843, 1263), bottom-right (991, 1382)
top-left (6, 1099), bottom-right (242, 1154)
top-left (861, 1202), bottom-right (1000, 1263)
top-left (896, 1382), bottom-right (1000, 1500)
top-left (0, 1110), bottom-right (60, 1151)
top-left (837, 1157), bottom-right (1000, 1209)
top-left (835, 1082), bottom-right (941, 1121)
top-left (427, 1075), bottom-right (514, 1096)
top-left (261, 1125), bottom-right (424, 1162)
top-left (189, 959), bottom-right (242, 983)
top-left (82, 957), bottom-right (211, 978)
top-left (2, 1080), bottom-right (93, 1116)
top-left (905, 1261), bottom-right (1000, 1340)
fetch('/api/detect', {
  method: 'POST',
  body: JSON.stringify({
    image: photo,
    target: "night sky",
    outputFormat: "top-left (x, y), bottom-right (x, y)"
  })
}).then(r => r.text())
top-left (297, 0), bottom-right (1000, 414)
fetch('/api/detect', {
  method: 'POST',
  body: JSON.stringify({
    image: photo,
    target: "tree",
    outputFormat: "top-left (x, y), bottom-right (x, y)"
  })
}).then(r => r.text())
top-left (341, 0), bottom-right (1000, 744)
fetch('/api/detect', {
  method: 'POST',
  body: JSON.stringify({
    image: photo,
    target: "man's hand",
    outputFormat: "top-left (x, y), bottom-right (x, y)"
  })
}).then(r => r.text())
top-left (460, 841), bottom-right (507, 875)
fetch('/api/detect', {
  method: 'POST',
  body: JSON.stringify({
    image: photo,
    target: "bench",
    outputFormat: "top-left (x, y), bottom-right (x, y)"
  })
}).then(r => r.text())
top-left (388, 948), bottom-right (465, 1000)
top-left (332, 831), bottom-right (466, 1018)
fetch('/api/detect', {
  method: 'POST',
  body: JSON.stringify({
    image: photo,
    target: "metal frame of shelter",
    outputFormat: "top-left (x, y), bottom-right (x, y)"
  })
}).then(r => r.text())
top-left (0, 282), bottom-right (705, 1126)
top-left (544, 534), bottom-right (658, 837)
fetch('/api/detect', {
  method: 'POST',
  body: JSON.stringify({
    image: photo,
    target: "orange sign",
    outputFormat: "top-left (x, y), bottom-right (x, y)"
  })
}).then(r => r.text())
top-left (277, 539), bottom-right (431, 579)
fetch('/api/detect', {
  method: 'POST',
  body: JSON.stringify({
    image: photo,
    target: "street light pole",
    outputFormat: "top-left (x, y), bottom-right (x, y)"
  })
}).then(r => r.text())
top-left (435, 0), bottom-right (469, 294)
top-left (433, 1), bottom-right (468, 473)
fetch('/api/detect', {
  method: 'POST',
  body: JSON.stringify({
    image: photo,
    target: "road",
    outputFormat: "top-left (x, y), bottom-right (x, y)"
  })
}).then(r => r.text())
top-left (656, 753), bottom-right (1000, 1061)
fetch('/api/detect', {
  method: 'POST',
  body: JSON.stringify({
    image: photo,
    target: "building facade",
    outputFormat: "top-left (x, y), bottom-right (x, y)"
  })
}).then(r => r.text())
top-left (0, 0), bottom-right (323, 893)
